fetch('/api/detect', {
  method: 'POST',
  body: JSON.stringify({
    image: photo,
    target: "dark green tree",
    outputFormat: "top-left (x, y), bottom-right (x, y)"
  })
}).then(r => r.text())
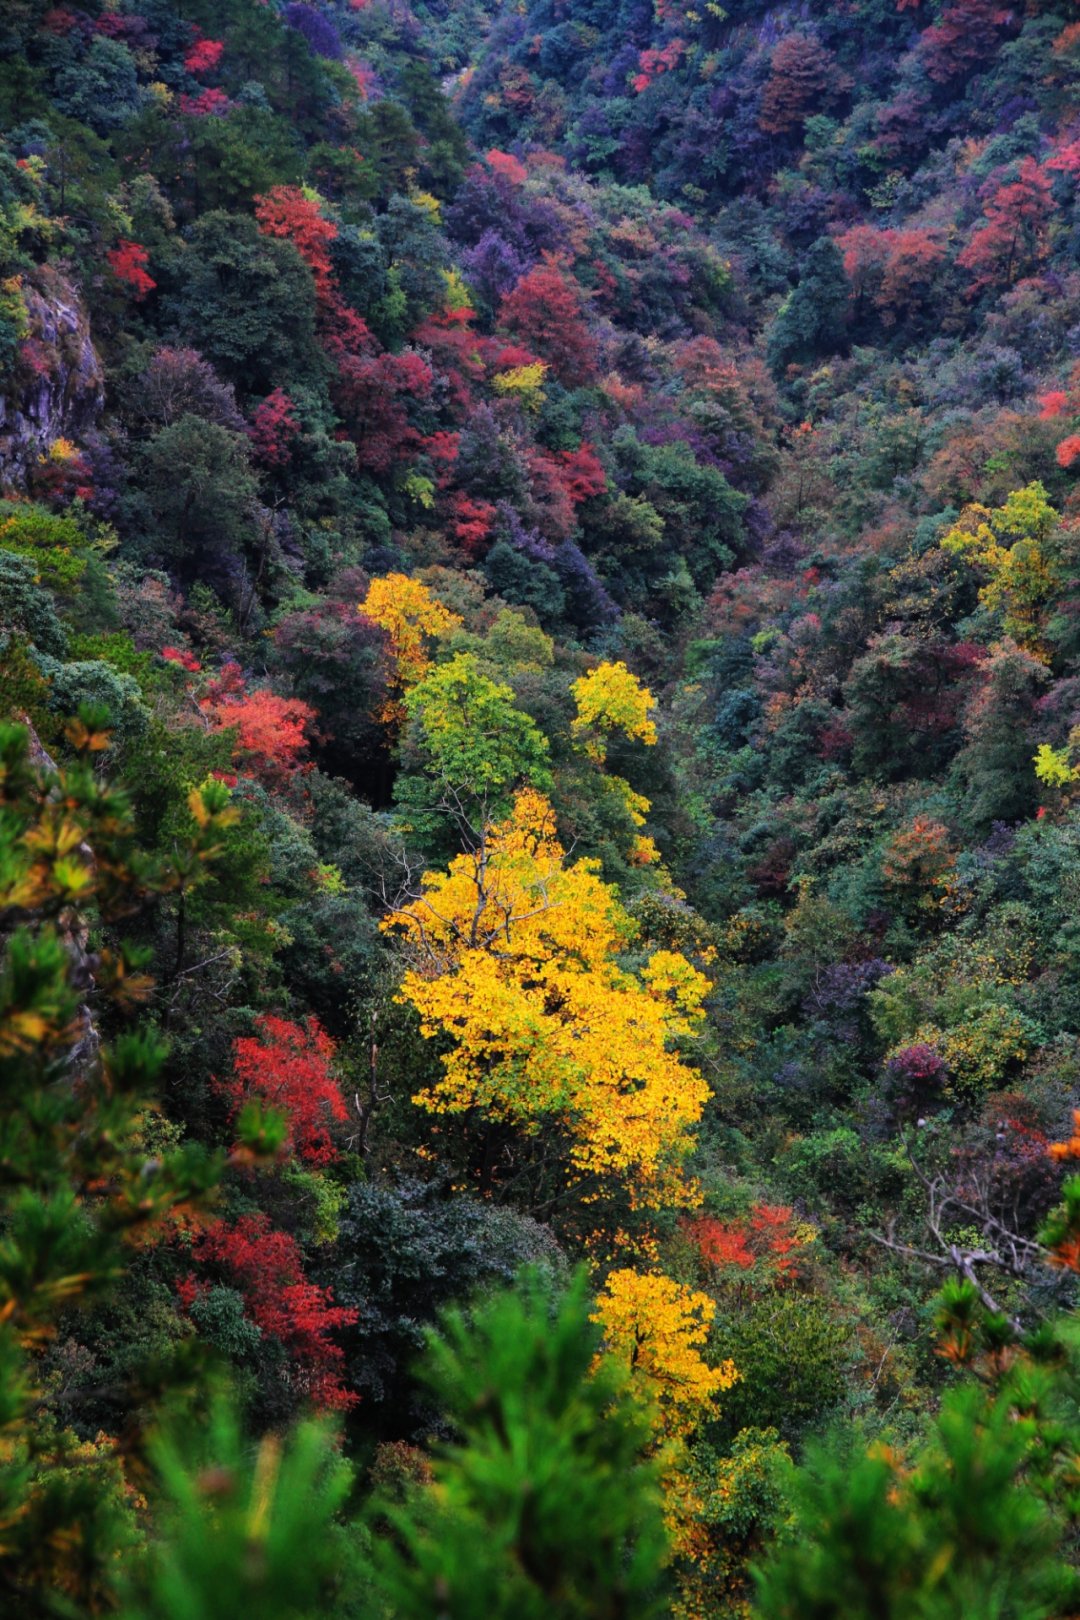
top-left (362, 1269), bottom-right (671, 1620)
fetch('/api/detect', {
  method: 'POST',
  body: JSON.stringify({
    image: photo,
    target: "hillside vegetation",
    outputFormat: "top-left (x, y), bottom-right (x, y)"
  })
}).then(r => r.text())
top-left (5, 0), bottom-right (1080, 1614)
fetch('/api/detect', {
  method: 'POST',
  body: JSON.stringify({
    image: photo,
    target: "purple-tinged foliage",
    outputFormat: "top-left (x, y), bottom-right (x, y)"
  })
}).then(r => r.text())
top-left (461, 229), bottom-right (529, 308)
top-left (284, 3), bottom-right (342, 60)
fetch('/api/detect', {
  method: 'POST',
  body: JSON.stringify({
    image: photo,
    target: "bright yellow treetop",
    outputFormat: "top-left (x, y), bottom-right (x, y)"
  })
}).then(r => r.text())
top-left (384, 788), bottom-right (711, 1207)
top-left (571, 660), bottom-right (659, 760)
top-left (593, 1268), bottom-right (737, 1439)
top-left (593, 1267), bottom-right (739, 1563)
top-left (359, 574), bottom-right (463, 718)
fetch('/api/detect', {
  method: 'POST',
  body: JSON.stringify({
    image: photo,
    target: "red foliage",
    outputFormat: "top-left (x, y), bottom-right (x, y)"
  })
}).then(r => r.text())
top-left (255, 185), bottom-right (338, 302)
top-left (107, 240), bottom-right (155, 299)
top-left (498, 260), bottom-right (598, 387)
top-left (918, 0), bottom-right (1012, 83)
top-left (321, 290), bottom-right (374, 358)
top-left (631, 37), bottom-right (686, 93)
top-left (873, 89), bottom-right (933, 163)
top-left (330, 347), bottom-right (433, 473)
top-left (522, 446), bottom-right (577, 541)
top-left (204, 681), bottom-right (315, 785)
top-left (1057, 434), bottom-right (1080, 469)
top-left (689, 1217), bottom-right (755, 1270)
top-left (449, 492), bottom-right (497, 555)
top-left (486, 148), bottom-right (528, 185)
top-left (203, 660), bottom-right (246, 703)
top-left (249, 388), bottom-right (301, 468)
top-left (552, 443), bottom-right (607, 504)
top-left (180, 88), bottom-right (231, 117)
top-left (817, 718), bottom-right (854, 760)
top-left (1046, 137), bottom-right (1080, 177)
top-left (759, 34), bottom-right (846, 135)
top-left (184, 36), bottom-right (224, 75)
top-left (219, 1014), bottom-right (347, 1165)
top-left (187, 1214), bottom-right (357, 1410)
top-left (161, 645), bottom-right (202, 672)
top-left (1038, 390), bottom-right (1070, 419)
top-left (490, 342), bottom-right (542, 373)
top-left (837, 224), bottom-right (946, 320)
top-left (346, 57), bottom-right (379, 98)
top-left (747, 835), bottom-right (795, 898)
top-left (421, 430), bottom-right (461, 487)
top-left (957, 159), bottom-right (1053, 295)
top-left (412, 307), bottom-right (485, 415)
top-left (687, 1203), bottom-right (803, 1283)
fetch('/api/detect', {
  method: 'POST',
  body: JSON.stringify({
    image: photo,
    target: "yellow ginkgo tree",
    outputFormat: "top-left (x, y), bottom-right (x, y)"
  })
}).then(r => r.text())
top-left (571, 659), bottom-right (659, 759)
top-left (384, 787), bottom-right (711, 1212)
top-left (359, 573), bottom-right (463, 722)
top-left (570, 660), bottom-right (662, 867)
top-left (593, 1268), bottom-right (739, 1561)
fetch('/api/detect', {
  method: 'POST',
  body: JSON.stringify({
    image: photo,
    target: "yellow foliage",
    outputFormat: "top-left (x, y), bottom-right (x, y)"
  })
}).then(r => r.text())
top-left (606, 772), bottom-right (652, 826)
top-left (441, 266), bottom-right (473, 311)
top-left (492, 361), bottom-right (548, 409)
top-left (571, 660), bottom-right (659, 759)
top-left (593, 1268), bottom-right (737, 1438)
top-left (939, 483), bottom-right (1059, 652)
top-left (359, 573), bottom-right (463, 720)
top-left (893, 1003), bottom-right (1035, 1102)
top-left (593, 1267), bottom-right (738, 1561)
top-left (1034, 741), bottom-right (1078, 788)
top-left (385, 788), bottom-right (711, 1207)
top-left (410, 189), bottom-right (442, 221)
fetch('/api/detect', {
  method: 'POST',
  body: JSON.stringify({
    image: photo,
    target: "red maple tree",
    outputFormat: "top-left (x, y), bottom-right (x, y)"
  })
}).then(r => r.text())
top-left (498, 259), bottom-right (598, 387)
top-left (107, 240), bottom-right (155, 299)
top-left (219, 1014), bottom-right (348, 1166)
top-left (957, 158), bottom-right (1053, 295)
top-left (204, 675), bottom-right (315, 785)
top-left (249, 388), bottom-right (301, 467)
top-left (687, 1203), bottom-right (804, 1284)
top-left (918, 0), bottom-right (1013, 83)
top-left (183, 1214), bottom-right (358, 1410)
top-left (485, 148), bottom-right (528, 185)
top-left (759, 34), bottom-right (848, 135)
top-left (255, 185), bottom-right (338, 302)
top-left (184, 35), bottom-right (224, 75)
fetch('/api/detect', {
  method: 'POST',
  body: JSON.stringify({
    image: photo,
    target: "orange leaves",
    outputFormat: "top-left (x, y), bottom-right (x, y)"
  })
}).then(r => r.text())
top-left (836, 224), bottom-right (946, 322)
top-left (881, 815), bottom-right (956, 894)
top-left (687, 1203), bottom-right (807, 1283)
top-left (205, 686), bottom-right (315, 787)
top-left (1048, 1110), bottom-right (1080, 1163)
top-left (254, 185), bottom-right (338, 301)
top-left (1056, 434), bottom-right (1080, 470)
top-left (759, 34), bottom-right (848, 135)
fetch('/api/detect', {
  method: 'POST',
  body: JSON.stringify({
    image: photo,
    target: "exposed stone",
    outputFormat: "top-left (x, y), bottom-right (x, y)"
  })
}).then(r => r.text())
top-left (0, 268), bottom-right (104, 488)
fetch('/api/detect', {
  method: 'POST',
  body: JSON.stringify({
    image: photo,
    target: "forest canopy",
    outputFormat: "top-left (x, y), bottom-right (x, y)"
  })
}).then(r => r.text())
top-left (6, 0), bottom-right (1080, 1613)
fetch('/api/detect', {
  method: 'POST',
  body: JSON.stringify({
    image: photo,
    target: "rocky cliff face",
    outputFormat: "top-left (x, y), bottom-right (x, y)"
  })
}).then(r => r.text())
top-left (0, 268), bottom-right (103, 488)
